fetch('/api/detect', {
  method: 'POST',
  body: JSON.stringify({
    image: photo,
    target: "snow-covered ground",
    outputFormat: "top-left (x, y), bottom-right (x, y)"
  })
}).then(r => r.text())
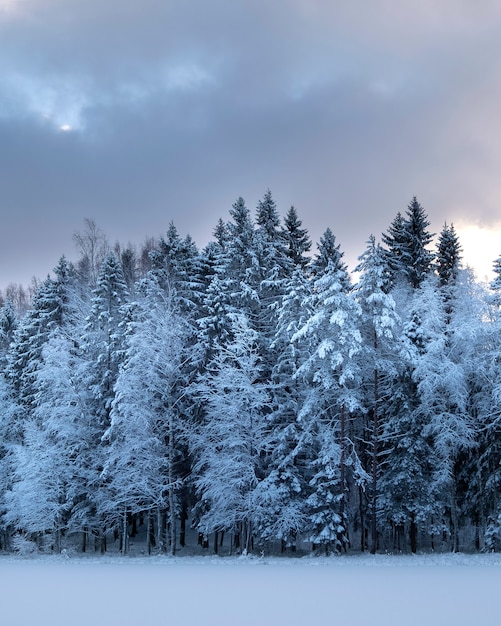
top-left (1, 552), bottom-right (500, 625)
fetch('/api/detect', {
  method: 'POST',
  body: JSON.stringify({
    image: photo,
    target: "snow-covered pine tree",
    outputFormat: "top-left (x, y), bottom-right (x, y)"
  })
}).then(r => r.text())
top-left (197, 269), bottom-right (235, 361)
top-left (411, 275), bottom-right (475, 551)
top-left (81, 252), bottom-right (130, 552)
top-left (382, 198), bottom-right (435, 289)
top-left (293, 241), bottom-right (363, 553)
top-left (281, 205), bottom-right (311, 270)
top-left (378, 270), bottom-right (475, 553)
top-left (258, 267), bottom-right (313, 550)
top-left (489, 253), bottom-right (501, 309)
top-left (377, 301), bottom-right (438, 553)
top-left (193, 314), bottom-right (270, 554)
top-left (103, 276), bottom-right (193, 554)
top-left (224, 197), bottom-right (261, 320)
top-left (83, 253), bottom-right (129, 430)
top-left (354, 235), bottom-right (400, 553)
top-left (149, 222), bottom-right (203, 314)
top-left (196, 220), bottom-right (236, 362)
top-left (0, 371), bottom-right (19, 551)
top-left (3, 257), bottom-right (91, 553)
top-left (6, 257), bottom-right (79, 412)
top-left (436, 222), bottom-right (462, 288)
top-left (0, 299), bottom-right (17, 370)
top-left (381, 212), bottom-right (407, 287)
top-left (4, 330), bottom-right (93, 553)
top-left (254, 189), bottom-right (293, 347)
top-left (35, 328), bottom-right (96, 552)
top-left (310, 228), bottom-right (349, 281)
top-left (461, 266), bottom-right (501, 549)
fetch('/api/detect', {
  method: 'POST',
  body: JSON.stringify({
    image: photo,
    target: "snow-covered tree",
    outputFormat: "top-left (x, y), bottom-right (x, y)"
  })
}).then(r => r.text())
top-left (193, 314), bottom-right (270, 553)
top-left (0, 299), bottom-right (17, 370)
top-left (151, 224), bottom-right (203, 313)
top-left (382, 198), bottom-right (434, 289)
top-left (83, 253), bottom-right (129, 430)
top-left (376, 286), bottom-right (435, 553)
top-left (7, 257), bottom-right (79, 411)
top-left (462, 270), bottom-right (501, 549)
top-left (489, 254), bottom-right (501, 309)
top-left (103, 278), bottom-right (193, 554)
top-left (355, 235), bottom-right (400, 553)
top-left (0, 372), bottom-right (19, 550)
top-left (282, 205), bottom-right (311, 270)
top-left (4, 329), bottom-right (94, 552)
top-left (293, 252), bottom-right (363, 552)
top-left (254, 190), bottom-right (293, 350)
top-left (224, 197), bottom-right (260, 319)
top-left (77, 253), bottom-right (130, 551)
top-left (259, 268), bottom-right (312, 549)
top-left (311, 228), bottom-right (348, 281)
top-left (381, 212), bottom-right (407, 286)
top-left (436, 222), bottom-right (462, 288)
top-left (411, 275), bottom-right (475, 551)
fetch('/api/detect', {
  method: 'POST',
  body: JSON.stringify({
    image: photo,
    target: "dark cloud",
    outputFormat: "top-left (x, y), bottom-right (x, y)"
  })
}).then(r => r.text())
top-left (1, 0), bottom-right (501, 287)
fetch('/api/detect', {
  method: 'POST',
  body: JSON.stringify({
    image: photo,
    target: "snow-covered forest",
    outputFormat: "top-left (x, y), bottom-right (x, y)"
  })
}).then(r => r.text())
top-left (1, 193), bottom-right (501, 556)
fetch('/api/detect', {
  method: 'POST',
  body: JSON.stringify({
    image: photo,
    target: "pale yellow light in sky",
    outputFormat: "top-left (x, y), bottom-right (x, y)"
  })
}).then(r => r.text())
top-left (0, 0), bottom-right (22, 14)
top-left (456, 222), bottom-right (501, 283)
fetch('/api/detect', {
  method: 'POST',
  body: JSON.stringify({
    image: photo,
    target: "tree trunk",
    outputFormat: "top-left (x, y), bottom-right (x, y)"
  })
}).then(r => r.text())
top-left (245, 521), bottom-right (252, 554)
top-left (122, 506), bottom-right (128, 554)
top-left (359, 486), bottom-right (366, 552)
top-left (450, 486), bottom-right (459, 553)
top-left (339, 403), bottom-right (348, 550)
top-left (410, 514), bottom-right (418, 554)
top-left (168, 409), bottom-right (176, 556)
top-left (146, 511), bottom-right (151, 555)
top-left (157, 508), bottom-right (166, 553)
top-left (179, 504), bottom-right (187, 548)
top-left (169, 490), bottom-right (176, 556)
top-left (100, 532), bottom-right (107, 554)
top-left (370, 362), bottom-right (379, 555)
top-left (233, 528), bottom-right (240, 554)
top-left (53, 526), bottom-right (61, 554)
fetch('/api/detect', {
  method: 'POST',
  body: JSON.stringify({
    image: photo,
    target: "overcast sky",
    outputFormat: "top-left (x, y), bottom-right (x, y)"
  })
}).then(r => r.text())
top-left (2, 0), bottom-right (501, 289)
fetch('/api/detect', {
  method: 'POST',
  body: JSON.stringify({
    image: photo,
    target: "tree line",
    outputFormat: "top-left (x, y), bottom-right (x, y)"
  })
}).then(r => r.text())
top-left (1, 193), bottom-right (500, 556)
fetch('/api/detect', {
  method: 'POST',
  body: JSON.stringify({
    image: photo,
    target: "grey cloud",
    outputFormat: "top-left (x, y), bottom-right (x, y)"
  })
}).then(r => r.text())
top-left (2, 1), bottom-right (501, 287)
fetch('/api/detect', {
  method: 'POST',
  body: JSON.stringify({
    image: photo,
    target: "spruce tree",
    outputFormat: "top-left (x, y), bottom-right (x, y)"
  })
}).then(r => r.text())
top-left (355, 236), bottom-right (400, 553)
top-left (282, 206), bottom-right (311, 270)
top-left (0, 300), bottom-right (17, 370)
top-left (259, 268), bottom-right (312, 549)
top-left (382, 198), bottom-right (434, 289)
top-left (103, 277), bottom-right (193, 554)
top-left (436, 222), bottom-right (462, 288)
top-left (80, 253), bottom-right (129, 552)
top-left (7, 257), bottom-right (79, 412)
top-left (490, 254), bottom-right (501, 309)
top-left (381, 212), bottom-right (407, 285)
top-left (193, 314), bottom-right (270, 553)
top-left (311, 228), bottom-right (348, 278)
top-left (293, 252), bottom-right (363, 553)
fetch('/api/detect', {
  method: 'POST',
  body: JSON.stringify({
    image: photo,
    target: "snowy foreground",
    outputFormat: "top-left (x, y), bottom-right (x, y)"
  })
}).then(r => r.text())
top-left (1, 552), bottom-right (500, 626)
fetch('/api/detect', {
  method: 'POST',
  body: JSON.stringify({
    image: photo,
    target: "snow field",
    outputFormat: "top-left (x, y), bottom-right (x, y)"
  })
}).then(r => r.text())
top-left (1, 553), bottom-right (500, 626)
